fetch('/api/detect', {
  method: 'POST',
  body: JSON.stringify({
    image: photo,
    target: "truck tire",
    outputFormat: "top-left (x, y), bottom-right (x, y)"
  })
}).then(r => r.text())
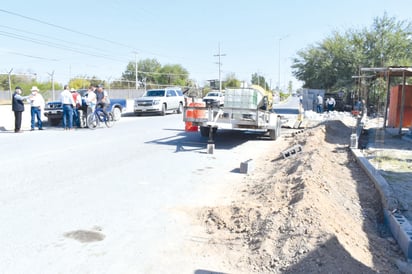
top-left (112, 107), bottom-right (121, 121)
top-left (200, 126), bottom-right (217, 137)
top-left (268, 116), bottom-right (281, 140)
top-left (276, 116), bottom-right (281, 138)
top-left (78, 109), bottom-right (86, 128)
top-left (176, 102), bottom-right (183, 114)
top-left (49, 118), bottom-right (61, 126)
top-left (200, 126), bottom-right (210, 137)
top-left (268, 129), bottom-right (278, 140)
top-left (160, 104), bottom-right (167, 116)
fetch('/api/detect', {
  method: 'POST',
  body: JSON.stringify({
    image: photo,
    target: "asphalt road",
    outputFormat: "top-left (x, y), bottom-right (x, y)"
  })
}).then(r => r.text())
top-left (272, 95), bottom-right (300, 114)
top-left (0, 107), bottom-right (283, 273)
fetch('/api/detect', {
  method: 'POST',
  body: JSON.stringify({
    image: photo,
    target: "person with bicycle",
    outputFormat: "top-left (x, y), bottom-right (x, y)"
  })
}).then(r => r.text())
top-left (86, 85), bottom-right (97, 112)
top-left (95, 84), bottom-right (110, 118)
top-left (86, 85), bottom-right (114, 129)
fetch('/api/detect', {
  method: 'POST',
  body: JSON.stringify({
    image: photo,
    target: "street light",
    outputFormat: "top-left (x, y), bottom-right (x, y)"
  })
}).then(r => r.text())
top-left (277, 35), bottom-right (289, 90)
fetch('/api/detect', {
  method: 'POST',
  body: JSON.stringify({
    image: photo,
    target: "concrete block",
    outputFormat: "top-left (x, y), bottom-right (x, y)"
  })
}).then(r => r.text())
top-left (282, 145), bottom-right (303, 159)
top-left (240, 159), bottom-right (254, 174)
top-left (386, 210), bottom-right (412, 260)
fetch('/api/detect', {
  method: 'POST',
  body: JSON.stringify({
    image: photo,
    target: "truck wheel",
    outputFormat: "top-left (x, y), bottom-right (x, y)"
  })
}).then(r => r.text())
top-left (78, 110), bottom-right (85, 128)
top-left (200, 126), bottom-right (217, 137)
top-left (200, 126), bottom-right (210, 137)
top-left (276, 116), bottom-right (281, 138)
top-left (176, 103), bottom-right (183, 114)
top-left (268, 116), bottom-right (281, 140)
top-left (112, 107), bottom-right (121, 121)
top-left (268, 129), bottom-right (278, 140)
top-left (161, 104), bottom-right (166, 116)
top-left (49, 118), bottom-right (61, 126)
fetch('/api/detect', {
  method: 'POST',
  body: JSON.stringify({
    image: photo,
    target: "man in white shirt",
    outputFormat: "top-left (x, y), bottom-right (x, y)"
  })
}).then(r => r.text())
top-left (326, 97), bottom-right (336, 112)
top-left (316, 94), bottom-right (323, 113)
top-left (86, 85), bottom-right (97, 113)
top-left (29, 86), bottom-right (45, 131)
top-left (59, 85), bottom-right (76, 130)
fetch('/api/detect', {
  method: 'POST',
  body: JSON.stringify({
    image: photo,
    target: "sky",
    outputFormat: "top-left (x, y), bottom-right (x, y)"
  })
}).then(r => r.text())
top-left (0, 0), bottom-right (411, 90)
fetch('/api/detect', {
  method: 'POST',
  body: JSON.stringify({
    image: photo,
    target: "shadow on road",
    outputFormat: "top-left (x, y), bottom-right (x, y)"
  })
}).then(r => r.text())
top-left (145, 128), bottom-right (274, 153)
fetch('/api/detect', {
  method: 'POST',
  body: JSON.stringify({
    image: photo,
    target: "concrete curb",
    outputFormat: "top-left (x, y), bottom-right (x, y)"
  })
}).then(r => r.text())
top-left (351, 148), bottom-right (412, 261)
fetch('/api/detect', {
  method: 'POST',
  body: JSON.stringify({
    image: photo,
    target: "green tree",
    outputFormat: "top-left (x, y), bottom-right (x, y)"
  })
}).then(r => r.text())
top-left (251, 73), bottom-right (269, 90)
top-left (223, 73), bottom-right (240, 88)
top-left (287, 80), bottom-right (293, 94)
top-left (122, 58), bottom-right (161, 87)
top-left (291, 13), bottom-right (412, 92)
top-left (69, 76), bottom-right (90, 90)
top-left (0, 74), bottom-right (36, 92)
top-left (156, 64), bottom-right (189, 86)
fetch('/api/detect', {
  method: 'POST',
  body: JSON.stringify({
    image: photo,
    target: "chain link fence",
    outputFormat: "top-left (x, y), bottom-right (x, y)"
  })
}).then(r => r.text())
top-left (0, 89), bottom-right (146, 103)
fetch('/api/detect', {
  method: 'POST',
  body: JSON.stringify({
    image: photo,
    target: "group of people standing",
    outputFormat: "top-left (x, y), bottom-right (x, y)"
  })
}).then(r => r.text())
top-left (11, 84), bottom-right (109, 132)
top-left (12, 86), bottom-right (45, 133)
top-left (60, 84), bottom-right (108, 130)
top-left (316, 94), bottom-right (336, 113)
top-left (59, 85), bottom-right (82, 130)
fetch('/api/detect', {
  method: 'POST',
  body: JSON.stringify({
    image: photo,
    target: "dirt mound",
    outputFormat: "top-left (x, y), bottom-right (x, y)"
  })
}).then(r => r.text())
top-left (195, 120), bottom-right (405, 273)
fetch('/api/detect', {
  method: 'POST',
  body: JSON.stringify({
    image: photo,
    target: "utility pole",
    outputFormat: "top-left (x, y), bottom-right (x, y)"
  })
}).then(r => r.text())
top-left (133, 51), bottom-right (138, 90)
top-left (7, 68), bottom-right (13, 99)
top-left (47, 70), bottom-right (55, 101)
top-left (214, 43), bottom-right (226, 92)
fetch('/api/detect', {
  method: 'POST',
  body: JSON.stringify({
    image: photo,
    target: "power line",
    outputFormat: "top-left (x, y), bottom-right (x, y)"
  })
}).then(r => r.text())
top-left (0, 9), bottom-right (135, 51)
top-left (0, 9), bottom-right (198, 80)
top-left (0, 24), bottom-right (118, 58)
top-left (0, 8), bottom-right (182, 60)
top-left (0, 30), bottom-right (126, 63)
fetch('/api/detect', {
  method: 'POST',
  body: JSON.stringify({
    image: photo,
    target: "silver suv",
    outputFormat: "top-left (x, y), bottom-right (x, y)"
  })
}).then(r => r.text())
top-left (134, 87), bottom-right (184, 116)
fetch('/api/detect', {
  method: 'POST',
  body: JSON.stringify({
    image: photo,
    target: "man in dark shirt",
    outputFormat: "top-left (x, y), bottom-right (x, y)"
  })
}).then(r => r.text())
top-left (95, 84), bottom-right (110, 118)
top-left (12, 86), bottom-right (29, 133)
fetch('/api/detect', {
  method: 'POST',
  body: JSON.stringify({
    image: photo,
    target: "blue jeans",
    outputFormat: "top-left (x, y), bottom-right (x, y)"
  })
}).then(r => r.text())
top-left (317, 104), bottom-right (323, 113)
top-left (31, 107), bottom-right (43, 129)
top-left (73, 108), bottom-right (80, 127)
top-left (62, 104), bottom-right (74, 129)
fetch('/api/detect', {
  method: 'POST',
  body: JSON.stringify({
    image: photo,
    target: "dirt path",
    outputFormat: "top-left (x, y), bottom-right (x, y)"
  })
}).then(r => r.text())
top-left (187, 119), bottom-right (409, 273)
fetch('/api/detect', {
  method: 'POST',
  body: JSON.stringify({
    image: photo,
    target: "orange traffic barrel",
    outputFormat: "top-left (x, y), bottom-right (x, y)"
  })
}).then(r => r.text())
top-left (185, 105), bottom-right (198, 131)
top-left (190, 102), bottom-right (205, 119)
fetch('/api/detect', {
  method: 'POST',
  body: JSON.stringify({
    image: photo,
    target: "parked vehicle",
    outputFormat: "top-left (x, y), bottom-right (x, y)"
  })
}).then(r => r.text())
top-left (184, 86), bottom-right (281, 140)
top-left (44, 89), bottom-right (127, 126)
top-left (202, 91), bottom-right (224, 107)
top-left (134, 87), bottom-right (184, 116)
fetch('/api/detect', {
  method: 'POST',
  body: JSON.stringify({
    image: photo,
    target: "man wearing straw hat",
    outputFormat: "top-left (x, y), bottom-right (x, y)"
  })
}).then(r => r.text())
top-left (28, 86), bottom-right (45, 131)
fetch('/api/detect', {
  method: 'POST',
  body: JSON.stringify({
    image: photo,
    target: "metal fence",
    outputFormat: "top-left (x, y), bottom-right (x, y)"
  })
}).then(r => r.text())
top-left (0, 88), bottom-right (146, 103)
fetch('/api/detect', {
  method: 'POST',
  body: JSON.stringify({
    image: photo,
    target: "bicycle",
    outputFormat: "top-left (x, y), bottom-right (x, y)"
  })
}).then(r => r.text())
top-left (86, 106), bottom-right (114, 129)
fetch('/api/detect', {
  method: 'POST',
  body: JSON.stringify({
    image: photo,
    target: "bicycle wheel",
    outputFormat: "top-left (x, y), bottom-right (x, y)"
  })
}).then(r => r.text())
top-left (105, 113), bottom-right (114, 128)
top-left (86, 113), bottom-right (98, 129)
